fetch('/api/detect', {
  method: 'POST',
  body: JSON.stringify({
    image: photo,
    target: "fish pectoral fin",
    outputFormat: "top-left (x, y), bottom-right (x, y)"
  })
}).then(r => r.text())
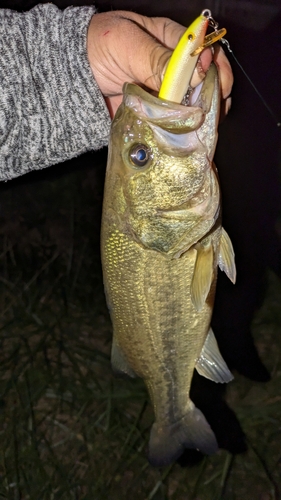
top-left (195, 328), bottom-right (233, 383)
top-left (191, 243), bottom-right (213, 311)
top-left (111, 337), bottom-right (136, 379)
top-left (218, 228), bottom-right (236, 283)
top-left (148, 401), bottom-right (218, 467)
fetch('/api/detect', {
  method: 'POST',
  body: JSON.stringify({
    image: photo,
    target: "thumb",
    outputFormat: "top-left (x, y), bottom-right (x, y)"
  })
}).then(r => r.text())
top-left (134, 38), bottom-right (172, 92)
top-left (87, 12), bottom-right (173, 96)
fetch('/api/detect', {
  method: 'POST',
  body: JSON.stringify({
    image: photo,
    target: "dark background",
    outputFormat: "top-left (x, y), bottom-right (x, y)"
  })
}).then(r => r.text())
top-left (1, 0), bottom-right (281, 458)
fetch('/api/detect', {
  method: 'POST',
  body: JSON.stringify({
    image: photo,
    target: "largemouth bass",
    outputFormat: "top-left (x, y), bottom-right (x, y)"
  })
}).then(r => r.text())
top-left (101, 63), bottom-right (236, 467)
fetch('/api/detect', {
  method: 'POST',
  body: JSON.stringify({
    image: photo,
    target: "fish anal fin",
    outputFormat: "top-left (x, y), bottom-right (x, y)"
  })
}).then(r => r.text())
top-left (148, 401), bottom-right (218, 467)
top-left (195, 328), bottom-right (233, 383)
top-left (111, 337), bottom-right (136, 378)
top-left (191, 243), bottom-right (213, 311)
top-left (218, 227), bottom-right (236, 283)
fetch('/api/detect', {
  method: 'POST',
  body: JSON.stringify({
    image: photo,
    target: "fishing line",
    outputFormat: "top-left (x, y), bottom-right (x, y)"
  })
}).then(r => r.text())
top-left (220, 38), bottom-right (281, 127)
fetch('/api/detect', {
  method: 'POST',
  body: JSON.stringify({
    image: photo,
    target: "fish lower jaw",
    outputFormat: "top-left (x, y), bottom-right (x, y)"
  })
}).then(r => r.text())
top-left (157, 195), bottom-right (219, 221)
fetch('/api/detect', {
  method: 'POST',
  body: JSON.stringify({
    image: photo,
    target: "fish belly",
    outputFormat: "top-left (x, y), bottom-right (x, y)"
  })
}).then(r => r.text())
top-left (101, 224), bottom-right (218, 465)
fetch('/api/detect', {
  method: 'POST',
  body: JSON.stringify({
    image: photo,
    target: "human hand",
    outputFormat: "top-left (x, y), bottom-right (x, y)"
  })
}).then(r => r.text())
top-left (87, 11), bottom-right (233, 117)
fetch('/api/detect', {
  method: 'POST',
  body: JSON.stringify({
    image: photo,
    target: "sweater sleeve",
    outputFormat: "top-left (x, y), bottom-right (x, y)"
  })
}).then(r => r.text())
top-left (0, 4), bottom-right (111, 181)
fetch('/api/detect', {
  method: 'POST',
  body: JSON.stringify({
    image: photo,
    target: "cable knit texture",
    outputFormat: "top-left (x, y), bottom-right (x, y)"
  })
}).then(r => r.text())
top-left (0, 4), bottom-right (111, 180)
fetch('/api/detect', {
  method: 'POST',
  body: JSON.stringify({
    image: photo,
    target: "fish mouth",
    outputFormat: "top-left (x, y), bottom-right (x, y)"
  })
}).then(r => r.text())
top-left (157, 197), bottom-right (217, 221)
top-left (157, 199), bottom-right (198, 217)
top-left (123, 63), bottom-right (218, 135)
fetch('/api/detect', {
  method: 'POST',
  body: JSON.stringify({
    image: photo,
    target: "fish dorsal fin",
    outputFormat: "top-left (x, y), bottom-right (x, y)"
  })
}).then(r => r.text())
top-left (111, 337), bottom-right (136, 378)
top-left (218, 228), bottom-right (236, 283)
top-left (191, 243), bottom-right (213, 311)
top-left (195, 328), bottom-right (233, 383)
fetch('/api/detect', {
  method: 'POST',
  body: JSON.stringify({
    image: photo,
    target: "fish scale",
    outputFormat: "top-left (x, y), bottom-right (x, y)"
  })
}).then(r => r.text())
top-left (103, 227), bottom-right (215, 422)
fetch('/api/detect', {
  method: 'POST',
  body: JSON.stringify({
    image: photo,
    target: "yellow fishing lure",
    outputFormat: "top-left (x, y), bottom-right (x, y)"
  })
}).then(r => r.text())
top-left (159, 10), bottom-right (226, 104)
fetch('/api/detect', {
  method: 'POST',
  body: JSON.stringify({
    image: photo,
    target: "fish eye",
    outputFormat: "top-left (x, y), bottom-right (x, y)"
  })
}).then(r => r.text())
top-left (187, 32), bottom-right (195, 41)
top-left (129, 144), bottom-right (151, 168)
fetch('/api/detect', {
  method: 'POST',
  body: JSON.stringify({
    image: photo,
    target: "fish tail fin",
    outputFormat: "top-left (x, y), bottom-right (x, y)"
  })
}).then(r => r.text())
top-left (148, 401), bottom-right (218, 467)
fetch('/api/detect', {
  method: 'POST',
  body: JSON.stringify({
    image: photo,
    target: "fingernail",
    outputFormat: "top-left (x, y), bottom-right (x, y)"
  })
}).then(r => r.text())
top-left (225, 96), bottom-right (232, 114)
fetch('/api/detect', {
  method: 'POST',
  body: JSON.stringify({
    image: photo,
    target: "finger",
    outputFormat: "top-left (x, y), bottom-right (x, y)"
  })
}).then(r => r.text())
top-left (189, 48), bottom-right (212, 88)
top-left (219, 96), bottom-right (232, 122)
top-left (112, 14), bottom-right (182, 91)
top-left (213, 45), bottom-right (233, 99)
top-left (123, 14), bottom-right (232, 95)
top-left (105, 96), bottom-right (122, 118)
top-left (114, 12), bottom-right (186, 49)
top-left (88, 12), bottom-right (173, 94)
top-left (120, 13), bottom-right (213, 90)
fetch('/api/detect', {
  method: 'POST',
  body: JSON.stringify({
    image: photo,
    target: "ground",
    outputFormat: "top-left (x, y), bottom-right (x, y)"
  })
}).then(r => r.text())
top-left (0, 151), bottom-right (280, 499)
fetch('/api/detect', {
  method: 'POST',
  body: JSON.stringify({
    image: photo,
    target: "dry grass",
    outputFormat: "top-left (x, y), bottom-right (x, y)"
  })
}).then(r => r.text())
top-left (0, 152), bottom-right (280, 499)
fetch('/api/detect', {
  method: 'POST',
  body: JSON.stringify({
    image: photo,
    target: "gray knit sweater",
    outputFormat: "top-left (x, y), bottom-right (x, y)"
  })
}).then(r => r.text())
top-left (0, 4), bottom-right (111, 181)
